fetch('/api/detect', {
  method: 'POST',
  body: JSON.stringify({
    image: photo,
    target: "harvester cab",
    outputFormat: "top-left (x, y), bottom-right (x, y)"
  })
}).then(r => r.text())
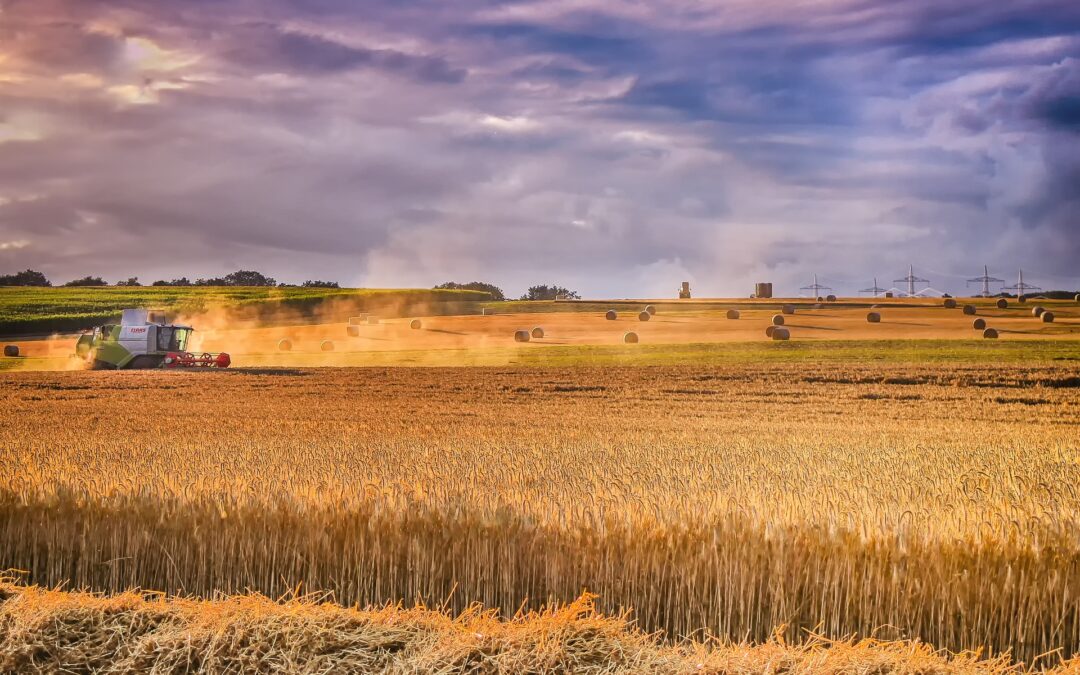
top-left (75, 308), bottom-right (231, 370)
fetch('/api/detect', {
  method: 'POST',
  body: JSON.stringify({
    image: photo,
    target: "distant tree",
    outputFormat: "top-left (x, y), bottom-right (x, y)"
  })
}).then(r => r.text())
top-left (194, 277), bottom-right (227, 286)
top-left (520, 284), bottom-right (580, 301)
top-left (222, 270), bottom-right (276, 286)
top-left (0, 269), bottom-right (51, 286)
top-left (151, 277), bottom-right (193, 286)
top-left (115, 277), bottom-right (141, 287)
top-left (435, 281), bottom-right (505, 301)
top-left (64, 276), bottom-right (108, 287)
top-left (302, 280), bottom-right (340, 288)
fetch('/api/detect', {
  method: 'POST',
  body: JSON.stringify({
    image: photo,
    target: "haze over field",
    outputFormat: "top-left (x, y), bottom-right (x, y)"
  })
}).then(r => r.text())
top-left (1, 0), bottom-right (1079, 296)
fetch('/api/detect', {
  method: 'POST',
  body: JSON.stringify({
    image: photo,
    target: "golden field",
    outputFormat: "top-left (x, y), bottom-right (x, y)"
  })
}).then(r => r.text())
top-left (2, 362), bottom-right (1079, 668)
top-left (5, 297), bottom-right (1079, 371)
top-left (0, 583), bottom-right (1055, 674)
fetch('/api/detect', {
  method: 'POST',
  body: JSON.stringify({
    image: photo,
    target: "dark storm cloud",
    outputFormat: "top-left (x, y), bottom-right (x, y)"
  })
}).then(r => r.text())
top-left (223, 25), bottom-right (466, 82)
top-left (1, 0), bottom-right (1079, 293)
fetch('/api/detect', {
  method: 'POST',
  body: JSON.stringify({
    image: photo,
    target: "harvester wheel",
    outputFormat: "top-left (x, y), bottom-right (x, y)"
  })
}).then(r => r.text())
top-left (129, 356), bottom-right (160, 369)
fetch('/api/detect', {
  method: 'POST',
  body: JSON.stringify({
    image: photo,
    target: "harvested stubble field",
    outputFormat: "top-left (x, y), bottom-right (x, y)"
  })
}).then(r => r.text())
top-left (1, 363), bottom-right (1079, 670)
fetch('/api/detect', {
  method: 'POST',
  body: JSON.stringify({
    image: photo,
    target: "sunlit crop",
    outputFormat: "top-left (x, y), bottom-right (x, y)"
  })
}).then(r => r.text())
top-left (1, 363), bottom-right (1078, 666)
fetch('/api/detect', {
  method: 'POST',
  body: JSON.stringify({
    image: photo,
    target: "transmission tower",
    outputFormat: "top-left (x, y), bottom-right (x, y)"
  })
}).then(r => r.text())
top-left (966, 265), bottom-right (1004, 297)
top-left (799, 273), bottom-right (833, 298)
top-left (894, 264), bottom-right (930, 297)
top-left (859, 277), bottom-right (887, 296)
top-left (1002, 268), bottom-right (1041, 297)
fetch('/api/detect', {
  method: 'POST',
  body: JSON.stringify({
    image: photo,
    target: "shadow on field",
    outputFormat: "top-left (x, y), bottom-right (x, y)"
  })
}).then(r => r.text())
top-left (786, 324), bottom-right (841, 331)
top-left (227, 368), bottom-right (308, 376)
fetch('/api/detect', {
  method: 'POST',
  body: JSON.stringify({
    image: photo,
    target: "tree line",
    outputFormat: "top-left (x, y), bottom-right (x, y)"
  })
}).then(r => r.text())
top-left (1, 269), bottom-right (581, 300)
top-left (0, 269), bottom-right (339, 288)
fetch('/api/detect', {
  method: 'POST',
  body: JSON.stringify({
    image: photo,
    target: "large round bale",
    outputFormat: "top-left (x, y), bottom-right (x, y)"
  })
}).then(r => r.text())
top-left (726, 309), bottom-right (740, 320)
top-left (605, 310), bottom-right (617, 320)
top-left (346, 325), bottom-right (360, 337)
top-left (765, 325), bottom-right (776, 338)
top-left (943, 298), bottom-right (957, 309)
top-left (623, 331), bottom-right (639, 344)
top-left (771, 327), bottom-right (791, 341)
top-left (962, 305), bottom-right (977, 316)
top-left (997, 298), bottom-right (1008, 309)
top-left (410, 319), bottom-right (422, 330)
top-left (277, 339), bottom-right (292, 352)
top-left (638, 311), bottom-right (651, 322)
top-left (816, 296), bottom-right (824, 302)
top-left (866, 312), bottom-right (881, 323)
top-left (973, 318), bottom-right (986, 330)
top-left (3, 345), bottom-right (19, 357)
top-left (1075, 294), bottom-right (1080, 303)
top-left (644, 305), bottom-right (656, 316)
top-left (782, 304), bottom-right (795, 315)
top-left (826, 294), bottom-right (837, 302)
top-left (320, 340), bottom-right (335, 352)
top-left (514, 330), bottom-right (531, 342)
top-left (531, 327), bottom-right (545, 339)
top-left (771, 314), bottom-right (785, 326)
top-left (1033, 306), bottom-right (1046, 317)
top-left (1042, 312), bottom-right (1055, 323)
top-left (983, 328), bottom-right (999, 339)
top-left (1018, 295), bottom-right (1027, 304)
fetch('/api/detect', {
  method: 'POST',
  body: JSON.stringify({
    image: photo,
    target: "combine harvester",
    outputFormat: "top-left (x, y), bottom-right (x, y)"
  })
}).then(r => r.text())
top-left (75, 309), bottom-right (231, 370)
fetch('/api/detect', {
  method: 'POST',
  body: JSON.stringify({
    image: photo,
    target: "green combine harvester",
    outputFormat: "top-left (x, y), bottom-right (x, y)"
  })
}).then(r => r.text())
top-left (74, 308), bottom-right (231, 370)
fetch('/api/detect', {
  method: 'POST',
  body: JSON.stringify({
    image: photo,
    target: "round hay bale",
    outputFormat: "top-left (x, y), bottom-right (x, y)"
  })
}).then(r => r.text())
top-left (277, 339), bottom-right (292, 352)
top-left (514, 330), bottom-right (531, 342)
top-left (605, 310), bottom-right (617, 320)
top-left (367, 316), bottom-right (380, 325)
top-left (983, 328), bottom-right (999, 339)
top-left (771, 314), bottom-right (785, 326)
top-left (962, 305), bottom-right (976, 316)
top-left (765, 325), bottom-right (776, 338)
top-left (1042, 311), bottom-right (1055, 323)
top-left (1075, 294), bottom-right (1080, 303)
top-left (826, 294), bottom-right (837, 302)
top-left (623, 331), bottom-right (639, 344)
top-left (410, 319), bottom-right (422, 330)
top-left (638, 311), bottom-right (651, 322)
top-left (1018, 295), bottom-right (1027, 304)
top-left (782, 304), bottom-right (795, 315)
top-left (943, 298), bottom-right (957, 309)
top-left (771, 327), bottom-right (790, 341)
top-left (996, 298), bottom-right (1008, 309)
top-left (346, 325), bottom-right (360, 337)
top-left (320, 340), bottom-right (335, 352)
top-left (726, 309), bottom-right (740, 320)
top-left (644, 305), bottom-right (656, 316)
top-left (3, 345), bottom-right (19, 358)
top-left (1033, 306), bottom-right (1046, 317)
top-left (972, 318), bottom-right (986, 330)
top-left (531, 326), bottom-right (544, 339)
top-left (816, 296), bottom-right (824, 302)
top-left (866, 312), bottom-right (881, 323)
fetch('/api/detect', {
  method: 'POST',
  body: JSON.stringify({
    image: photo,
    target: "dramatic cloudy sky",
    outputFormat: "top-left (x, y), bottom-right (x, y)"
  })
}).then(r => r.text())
top-left (1, 0), bottom-right (1078, 296)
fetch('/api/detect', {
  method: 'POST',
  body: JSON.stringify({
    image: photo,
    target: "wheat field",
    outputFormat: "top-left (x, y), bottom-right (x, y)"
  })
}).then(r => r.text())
top-left (2, 363), bottom-right (1079, 667)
